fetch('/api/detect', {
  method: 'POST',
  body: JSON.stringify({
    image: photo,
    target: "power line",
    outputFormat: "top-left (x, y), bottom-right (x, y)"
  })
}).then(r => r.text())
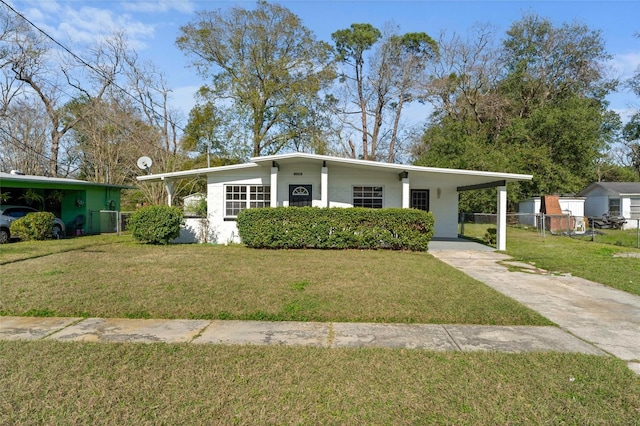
top-left (0, 0), bottom-right (186, 134)
top-left (0, 126), bottom-right (53, 164)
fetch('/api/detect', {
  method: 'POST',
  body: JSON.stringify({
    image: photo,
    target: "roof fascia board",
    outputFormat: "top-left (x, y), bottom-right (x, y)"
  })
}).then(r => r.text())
top-left (251, 153), bottom-right (532, 181)
top-left (136, 163), bottom-right (260, 182)
top-left (457, 180), bottom-right (507, 192)
top-left (0, 174), bottom-right (133, 189)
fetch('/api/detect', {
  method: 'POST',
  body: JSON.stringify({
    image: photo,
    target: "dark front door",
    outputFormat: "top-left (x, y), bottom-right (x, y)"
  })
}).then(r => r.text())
top-left (289, 185), bottom-right (312, 207)
top-left (411, 189), bottom-right (430, 211)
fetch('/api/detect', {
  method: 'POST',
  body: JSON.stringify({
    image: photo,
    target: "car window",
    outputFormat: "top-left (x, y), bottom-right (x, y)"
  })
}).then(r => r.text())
top-left (3, 207), bottom-right (36, 218)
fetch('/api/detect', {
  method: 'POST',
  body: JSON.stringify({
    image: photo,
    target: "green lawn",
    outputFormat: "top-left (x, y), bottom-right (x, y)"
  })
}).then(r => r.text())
top-left (0, 235), bottom-right (548, 325)
top-left (2, 235), bottom-right (640, 423)
top-left (460, 224), bottom-right (640, 296)
top-left (1, 341), bottom-right (639, 425)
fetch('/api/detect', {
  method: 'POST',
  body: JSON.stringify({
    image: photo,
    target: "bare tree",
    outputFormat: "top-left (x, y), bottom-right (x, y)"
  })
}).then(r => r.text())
top-left (0, 7), bottom-right (124, 176)
top-left (369, 29), bottom-right (438, 162)
top-left (0, 98), bottom-right (49, 174)
top-left (332, 23), bottom-right (381, 160)
top-left (424, 25), bottom-right (502, 127)
top-left (332, 23), bottom-right (437, 162)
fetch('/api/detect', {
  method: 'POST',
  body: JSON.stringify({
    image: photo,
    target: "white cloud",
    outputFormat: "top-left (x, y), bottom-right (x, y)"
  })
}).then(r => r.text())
top-left (610, 52), bottom-right (640, 81)
top-left (122, 0), bottom-right (195, 14)
top-left (613, 107), bottom-right (637, 124)
top-left (14, 1), bottom-right (156, 49)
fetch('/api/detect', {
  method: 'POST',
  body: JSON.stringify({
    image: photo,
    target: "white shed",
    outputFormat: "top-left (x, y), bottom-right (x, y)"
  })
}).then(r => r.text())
top-left (519, 197), bottom-right (585, 223)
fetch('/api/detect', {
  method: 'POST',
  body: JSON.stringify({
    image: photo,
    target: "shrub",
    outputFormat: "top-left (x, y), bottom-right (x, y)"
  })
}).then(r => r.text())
top-left (127, 205), bottom-right (184, 244)
top-left (237, 207), bottom-right (435, 251)
top-left (10, 212), bottom-right (54, 241)
top-left (484, 227), bottom-right (497, 245)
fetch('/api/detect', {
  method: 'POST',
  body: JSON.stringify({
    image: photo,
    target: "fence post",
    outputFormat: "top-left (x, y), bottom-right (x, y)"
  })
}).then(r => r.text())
top-left (541, 214), bottom-right (545, 238)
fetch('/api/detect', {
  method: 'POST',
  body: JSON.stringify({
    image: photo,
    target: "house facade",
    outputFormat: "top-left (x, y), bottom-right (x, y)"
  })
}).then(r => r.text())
top-left (578, 182), bottom-right (640, 230)
top-left (0, 171), bottom-right (130, 236)
top-left (138, 153), bottom-right (533, 249)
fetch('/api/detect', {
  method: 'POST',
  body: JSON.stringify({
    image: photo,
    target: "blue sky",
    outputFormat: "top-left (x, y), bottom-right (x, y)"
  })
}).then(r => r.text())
top-left (7, 0), bottom-right (640, 124)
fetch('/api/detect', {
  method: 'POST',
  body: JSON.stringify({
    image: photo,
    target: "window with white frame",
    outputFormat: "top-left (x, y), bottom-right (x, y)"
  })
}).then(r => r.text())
top-left (225, 185), bottom-right (270, 217)
top-left (608, 197), bottom-right (620, 216)
top-left (353, 186), bottom-right (383, 208)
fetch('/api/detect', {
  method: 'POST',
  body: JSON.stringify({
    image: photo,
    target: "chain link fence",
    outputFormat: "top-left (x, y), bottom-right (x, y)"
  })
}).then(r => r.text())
top-left (88, 210), bottom-right (122, 235)
top-left (459, 212), bottom-right (640, 248)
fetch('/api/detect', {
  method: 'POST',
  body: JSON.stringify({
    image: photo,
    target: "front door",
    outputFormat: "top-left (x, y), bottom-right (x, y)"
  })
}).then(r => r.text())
top-left (411, 189), bottom-right (430, 211)
top-left (289, 185), bottom-right (312, 207)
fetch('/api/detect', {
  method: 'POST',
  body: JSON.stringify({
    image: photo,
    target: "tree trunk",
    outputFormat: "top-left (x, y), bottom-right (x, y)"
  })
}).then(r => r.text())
top-left (356, 60), bottom-right (368, 160)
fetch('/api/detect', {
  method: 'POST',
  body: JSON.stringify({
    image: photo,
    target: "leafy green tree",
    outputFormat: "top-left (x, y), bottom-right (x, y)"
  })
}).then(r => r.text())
top-left (500, 14), bottom-right (615, 116)
top-left (181, 102), bottom-right (224, 167)
top-left (623, 113), bottom-right (640, 177)
top-left (623, 33), bottom-right (640, 178)
top-left (332, 23), bottom-right (382, 159)
top-left (176, 1), bottom-right (335, 157)
top-left (415, 14), bottom-right (619, 211)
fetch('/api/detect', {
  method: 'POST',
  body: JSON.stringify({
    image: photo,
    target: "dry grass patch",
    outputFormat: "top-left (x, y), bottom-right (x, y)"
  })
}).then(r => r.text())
top-left (0, 235), bottom-right (548, 325)
top-left (1, 340), bottom-right (639, 424)
top-left (505, 228), bottom-right (640, 296)
top-left (460, 224), bottom-right (640, 295)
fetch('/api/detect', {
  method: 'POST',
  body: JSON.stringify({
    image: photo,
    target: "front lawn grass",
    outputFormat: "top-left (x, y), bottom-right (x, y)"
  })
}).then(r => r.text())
top-left (505, 227), bottom-right (640, 296)
top-left (1, 340), bottom-right (638, 424)
top-left (0, 234), bottom-right (548, 325)
top-left (461, 224), bottom-right (640, 296)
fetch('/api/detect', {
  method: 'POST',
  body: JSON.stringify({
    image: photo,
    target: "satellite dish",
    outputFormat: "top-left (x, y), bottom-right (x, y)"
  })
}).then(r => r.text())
top-left (137, 156), bottom-right (153, 173)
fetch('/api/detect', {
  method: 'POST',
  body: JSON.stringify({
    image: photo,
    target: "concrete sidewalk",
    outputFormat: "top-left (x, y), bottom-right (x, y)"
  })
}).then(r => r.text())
top-left (2, 241), bottom-right (638, 374)
top-left (430, 249), bottom-right (640, 375)
top-left (0, 316), bottom-right (604, 355)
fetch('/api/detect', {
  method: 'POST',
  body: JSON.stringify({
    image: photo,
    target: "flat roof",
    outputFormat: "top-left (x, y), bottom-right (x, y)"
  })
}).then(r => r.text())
top-left (137, 153), bottom-right (532, 188)
top-left (1, 172), bottom-right (134, 189)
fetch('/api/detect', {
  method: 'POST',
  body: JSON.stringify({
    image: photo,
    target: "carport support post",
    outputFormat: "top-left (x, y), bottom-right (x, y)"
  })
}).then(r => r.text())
top-left (321, 165), bottom-right (328, 207)
top-left (162, 178), bottom-right (175, 206)
top-left (401, 176), bottom-right (410, 209)
top-left (270, 166), bottom-right (278, 208)
top-left (497, 185), bottom-right (507, 250)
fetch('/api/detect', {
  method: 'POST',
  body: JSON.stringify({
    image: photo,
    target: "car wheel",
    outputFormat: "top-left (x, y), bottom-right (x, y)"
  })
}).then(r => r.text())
top-left (52, 224), bottom-right (63, 239)
top-left (0, 228), bottom-right (9, 244)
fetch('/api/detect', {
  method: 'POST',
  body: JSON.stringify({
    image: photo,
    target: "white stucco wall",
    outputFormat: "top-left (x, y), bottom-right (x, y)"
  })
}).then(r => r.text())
top-left (275, 162), bottom-right (324, 206)
top-left (620, 197), bottom-right (640, 230)
top-left (207, 170), bottom-right (271, 244)
top-left (176, 163), bottom-right (464, 244)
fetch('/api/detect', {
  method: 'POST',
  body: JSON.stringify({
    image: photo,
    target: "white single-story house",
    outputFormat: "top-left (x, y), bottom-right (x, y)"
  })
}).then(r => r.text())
top-left (578, 182), bottom-right (640, 230)
top-left (137, 153), bottom-right (533, 249)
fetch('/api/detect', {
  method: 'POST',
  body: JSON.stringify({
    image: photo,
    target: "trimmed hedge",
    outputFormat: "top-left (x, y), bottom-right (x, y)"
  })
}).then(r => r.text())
top-left (237, 207), bottom-right (435, 251)
top-left (127, 205), bottom-right (184, 245)
top-left (9, 212), bottom-right (55, 241)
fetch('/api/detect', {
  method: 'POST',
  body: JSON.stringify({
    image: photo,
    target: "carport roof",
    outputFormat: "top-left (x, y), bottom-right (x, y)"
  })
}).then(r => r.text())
top-left (137, 153), bottom-right (532, 189)
top-left (0, 172), bottom-right (134, 189)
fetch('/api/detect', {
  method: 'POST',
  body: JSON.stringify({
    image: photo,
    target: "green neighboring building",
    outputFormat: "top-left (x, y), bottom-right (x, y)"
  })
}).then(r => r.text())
top-left (0, 171), bottom-right (132, 236)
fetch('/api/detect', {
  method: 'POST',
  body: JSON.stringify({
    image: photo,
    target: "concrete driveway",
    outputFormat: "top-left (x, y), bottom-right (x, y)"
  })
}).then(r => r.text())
top-left (430, 249), bottom-right (640, 374)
